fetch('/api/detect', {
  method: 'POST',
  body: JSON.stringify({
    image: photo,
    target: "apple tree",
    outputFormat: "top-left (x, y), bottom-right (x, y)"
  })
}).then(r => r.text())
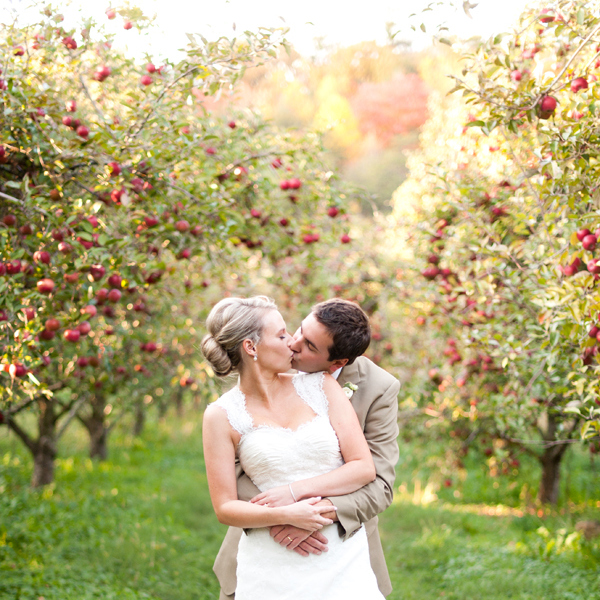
top-left (0, 4), bottom-right (359, 485)
top-left (391, 0), bottom-right (600, 503)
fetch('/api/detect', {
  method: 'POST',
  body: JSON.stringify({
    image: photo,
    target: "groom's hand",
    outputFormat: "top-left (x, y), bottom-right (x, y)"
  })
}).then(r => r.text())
top-left (269, 525), bottom-right (329, 556)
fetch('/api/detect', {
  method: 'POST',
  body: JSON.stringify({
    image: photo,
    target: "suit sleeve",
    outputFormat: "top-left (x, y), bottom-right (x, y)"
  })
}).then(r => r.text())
top-left (327, 377), bottom-right (400, 540)
top-left (235, 459), bottom-right (261, 502)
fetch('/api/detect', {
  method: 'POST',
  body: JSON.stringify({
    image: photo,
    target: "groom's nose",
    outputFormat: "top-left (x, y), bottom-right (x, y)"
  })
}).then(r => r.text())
top-left (288, 330), bottom-right (301, 351)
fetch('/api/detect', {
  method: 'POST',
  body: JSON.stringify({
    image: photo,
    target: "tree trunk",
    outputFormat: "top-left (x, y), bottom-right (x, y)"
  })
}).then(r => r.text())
top-left (133, 400), bottom-right (145, 437)
top-left (78, 394), bottom-right (109, 460)
top-left (88, 417), bottom-right (108, 460)
top-left (538, 446), bottom-right (566, 504)
top-left (31, 399), bottom-right (57, 487)
top-left (536, 411), bottom-right (569, 504)
top-left (157, 398), bottom-right (168, 421)
top-left (175, 387), bottom-right (184, 418)
top-left (32, 444), bottom-right (56, 487)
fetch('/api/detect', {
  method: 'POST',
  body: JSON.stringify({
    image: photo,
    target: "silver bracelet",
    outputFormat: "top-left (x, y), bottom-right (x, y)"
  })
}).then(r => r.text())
top-left (288, 483), bottom-right (298, 502)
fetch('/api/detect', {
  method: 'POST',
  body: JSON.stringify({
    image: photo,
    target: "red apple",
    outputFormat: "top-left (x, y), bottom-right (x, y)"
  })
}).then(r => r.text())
top-left (33, 250), bottom-right (51, 264)
top-left (510, 70), bottom-right (522, 82)
top-left (577, 228), bottom-right (591, 242)
top-left (9, 363), bottom-right (27, 377)
top-left (81, 305), bottom-right (97, 317)
top-left (538, 95), bottom-right (557, 119)
top-left (106, 8), bottom-right (116, 19)
top-left (90, 264), bottom-right (106, 281)
top-left (51, 228), bottom-right (65, 241)
top-left (341, 234), bottom-right (351, 244)
top-left (145, 216), bottom-right (159, 227)
top-left (88, 355), bottom-right (100, 367)
top-left (108, 288), bottom-right (121, 303)
top-left (108, 161), bottom-right (121, 176)
top-left (76, 125), bottom-right (89, 138)
top-left (271, 158), bottom-right (282, 169)
top-left (250, 209), bottom-right (261, 219)
top-left (2, 214), bottom-right (17, 227)
top-left (64, 272), bottom-right (79, 284)
top-left (77, 320), bottom-right (91, 335)
top-left (177, 248), bottom-right (191, 260)
top-left (571, 77), bottom-right (588, 93)
top-left (288, 178), bottom-right (302, 189)
top-left (62, 36), bottom-right (77, 49)
top-left (279, 218), bottom-right (289, 227)
top-left (87, 215), bottom-right (99, 228)
top-left (175, 220), bottom-right (190, 232)
top-left (45, 318), bottom-right (61, 331)
top-left (228, 120), bottom-right (236, 129)
top-left (58, 241), bottom-right (72, 254)
top-left (6, 260), bottom-right (21, 275)
top-left (77, 356), bottom-right (89, 367)
top-left (108, 274), bottom-right (121, 288)
top-left (93, 65), bottom-right (111, 81)
top-left (205, 147), bottom-right (216, 155)
top-left (37, 278), bottom-right (55, 294)
top-left (146, 63), bottom-right (156, 73)
top-left (19, 224), bottom-right (33, 235)
top-left (583, 234), bottom-right (597, 251)
top-left (588, 259), bottom-right (600, 274)
top-left (280, 179), bottom-right (290, 190)
top-left (64, 329), bottom-right (81, 342)
top-left (327, 207), bottom-right (339, 218)
top-left (123, 20), bottom-right (133, 30)
top-left (96, 288), bottom-right (109, 304)
top-left (23, 307), bottom-right (35, 321)
top-left (190, 225), bottom-right (203, 236)
top-left (140, 75), bottom-right (152, 86)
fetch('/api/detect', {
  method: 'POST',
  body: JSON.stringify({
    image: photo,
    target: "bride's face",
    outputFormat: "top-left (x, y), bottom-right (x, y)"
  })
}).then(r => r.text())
top-left (254, 310), bottom-right (293, 372)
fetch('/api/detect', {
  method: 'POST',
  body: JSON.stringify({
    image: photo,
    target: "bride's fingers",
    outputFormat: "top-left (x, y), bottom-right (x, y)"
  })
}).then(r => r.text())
top-left (250, 493), bottom-right (266, 503)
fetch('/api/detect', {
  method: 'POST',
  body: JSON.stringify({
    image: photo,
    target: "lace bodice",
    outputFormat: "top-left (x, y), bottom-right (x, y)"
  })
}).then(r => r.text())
top-left (212, 372), bottom-right (343, 491)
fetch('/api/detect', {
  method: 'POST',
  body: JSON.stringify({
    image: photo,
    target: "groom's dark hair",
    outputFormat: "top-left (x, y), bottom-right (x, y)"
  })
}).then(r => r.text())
top-left (311, 298), bottom-right (371, 365)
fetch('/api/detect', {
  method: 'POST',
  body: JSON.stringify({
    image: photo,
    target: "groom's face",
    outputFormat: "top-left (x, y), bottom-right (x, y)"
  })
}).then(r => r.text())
top-left (289, 312), bottom-right (340, 374)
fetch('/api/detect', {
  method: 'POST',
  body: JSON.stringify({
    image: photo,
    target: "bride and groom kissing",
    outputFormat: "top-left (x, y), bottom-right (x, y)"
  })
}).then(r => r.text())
top-left (202, 296), bottom-right (400, 600)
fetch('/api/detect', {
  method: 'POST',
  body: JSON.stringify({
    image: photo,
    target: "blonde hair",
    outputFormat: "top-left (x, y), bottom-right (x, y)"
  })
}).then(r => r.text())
top-left (201, 296), bottom-right (278, 377)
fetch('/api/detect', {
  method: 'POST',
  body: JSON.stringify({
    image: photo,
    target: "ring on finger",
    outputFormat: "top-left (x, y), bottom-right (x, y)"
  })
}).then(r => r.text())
top-left (286, 536), bottom-right (293, 543)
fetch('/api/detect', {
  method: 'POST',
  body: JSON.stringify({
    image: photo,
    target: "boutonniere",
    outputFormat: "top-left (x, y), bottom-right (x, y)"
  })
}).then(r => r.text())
top-left (342, 382), bottom-right (358, 399)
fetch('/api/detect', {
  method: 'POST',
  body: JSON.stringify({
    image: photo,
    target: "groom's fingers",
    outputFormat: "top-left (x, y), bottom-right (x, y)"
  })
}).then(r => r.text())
top-left (302, 534), bottom-right (328, 553)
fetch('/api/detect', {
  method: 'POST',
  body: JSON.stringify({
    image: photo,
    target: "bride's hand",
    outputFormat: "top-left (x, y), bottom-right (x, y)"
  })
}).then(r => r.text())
top-left (283, 497), bottom-right (336, 532)
top-left (251, 484), bottom-right (295, 507)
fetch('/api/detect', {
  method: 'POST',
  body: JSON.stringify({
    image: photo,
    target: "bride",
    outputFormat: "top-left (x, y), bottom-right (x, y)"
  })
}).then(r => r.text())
top-left (201, 296), bottom-right (385, 600)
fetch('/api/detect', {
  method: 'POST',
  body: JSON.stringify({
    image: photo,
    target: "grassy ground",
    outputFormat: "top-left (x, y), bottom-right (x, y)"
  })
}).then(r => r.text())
top-left (1, 413), bottom-right (599, 600)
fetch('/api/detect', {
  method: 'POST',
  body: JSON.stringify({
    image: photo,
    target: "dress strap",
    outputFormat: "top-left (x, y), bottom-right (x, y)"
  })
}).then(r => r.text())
top-left (292, 372), bottom-right (328, 417)
top-left (212, 386), bottom-right (254, 435)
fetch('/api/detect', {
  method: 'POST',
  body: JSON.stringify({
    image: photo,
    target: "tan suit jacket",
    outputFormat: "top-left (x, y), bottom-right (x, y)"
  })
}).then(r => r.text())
top-left (213, 356), bottom-right (400, 598)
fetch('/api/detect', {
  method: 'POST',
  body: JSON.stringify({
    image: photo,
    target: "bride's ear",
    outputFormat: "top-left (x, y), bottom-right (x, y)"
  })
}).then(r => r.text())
top-left (241, 339), bottom-right (257, 360)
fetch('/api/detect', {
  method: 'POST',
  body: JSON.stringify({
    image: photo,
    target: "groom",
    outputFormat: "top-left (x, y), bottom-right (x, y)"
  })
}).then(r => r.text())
top-left (213, 298), bottom-right (400, 599)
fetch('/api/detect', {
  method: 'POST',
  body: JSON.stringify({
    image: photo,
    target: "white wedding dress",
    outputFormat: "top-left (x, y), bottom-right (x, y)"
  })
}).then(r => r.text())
top-left (213, 371), bottom-right (384, 600)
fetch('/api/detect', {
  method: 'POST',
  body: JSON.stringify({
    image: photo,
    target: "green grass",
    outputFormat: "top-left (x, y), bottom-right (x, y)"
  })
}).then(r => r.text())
top-left (1, 414), bottom-right (599, 600)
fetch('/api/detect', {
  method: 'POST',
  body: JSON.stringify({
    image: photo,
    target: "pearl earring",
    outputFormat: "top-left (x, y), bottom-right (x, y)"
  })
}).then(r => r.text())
top-left (254, 354), bottom-right (258, 362)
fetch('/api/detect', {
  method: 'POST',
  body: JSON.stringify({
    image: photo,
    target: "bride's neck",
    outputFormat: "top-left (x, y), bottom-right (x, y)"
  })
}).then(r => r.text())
top-left (238, 368), bottom-right (281, 405)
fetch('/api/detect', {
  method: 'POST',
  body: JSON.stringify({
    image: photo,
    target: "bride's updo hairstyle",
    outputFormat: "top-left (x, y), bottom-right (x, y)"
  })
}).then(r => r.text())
top-left (201, 296), bottom-right (278, 377)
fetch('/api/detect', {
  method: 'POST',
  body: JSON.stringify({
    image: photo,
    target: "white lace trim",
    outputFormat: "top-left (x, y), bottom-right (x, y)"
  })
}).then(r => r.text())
top-left (213, 372), bottom-right (328, 436)
top-left (292, 371), bottom-right (328, 416)
top-left (212, 386), bottom-right (254, 435)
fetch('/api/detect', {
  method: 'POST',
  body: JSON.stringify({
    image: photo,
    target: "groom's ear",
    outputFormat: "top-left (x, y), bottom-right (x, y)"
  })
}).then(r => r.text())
top-left (328, 358), bottom-right (348, 373)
